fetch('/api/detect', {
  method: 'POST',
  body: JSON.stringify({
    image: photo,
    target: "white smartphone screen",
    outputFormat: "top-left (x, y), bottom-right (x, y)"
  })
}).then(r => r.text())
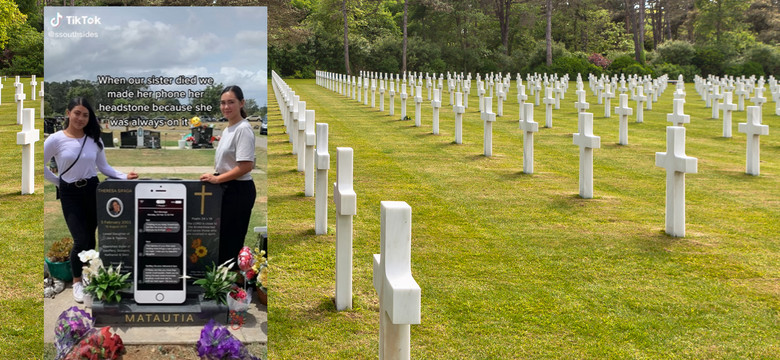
top-left (136, 197), bottom-right (185, 292)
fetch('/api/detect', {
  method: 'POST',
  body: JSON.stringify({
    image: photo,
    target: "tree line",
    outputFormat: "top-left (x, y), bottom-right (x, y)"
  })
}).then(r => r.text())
top-left (2, 0), bottom-right (779, 80)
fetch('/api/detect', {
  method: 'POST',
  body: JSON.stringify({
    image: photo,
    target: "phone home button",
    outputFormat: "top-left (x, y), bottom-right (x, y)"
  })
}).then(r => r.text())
top-left (156, 293), bottom-right (164, 301)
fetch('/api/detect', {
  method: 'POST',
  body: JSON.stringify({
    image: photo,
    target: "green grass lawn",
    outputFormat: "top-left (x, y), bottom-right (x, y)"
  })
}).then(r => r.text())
top-left (0, 76), bottom-right (44, 359)
top-left (267, 79), bottom-right (779, 359)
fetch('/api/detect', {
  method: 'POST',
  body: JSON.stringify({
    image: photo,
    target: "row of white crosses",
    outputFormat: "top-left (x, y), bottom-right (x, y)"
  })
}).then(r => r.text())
top-left (281, 72), bottom-right (421, 358)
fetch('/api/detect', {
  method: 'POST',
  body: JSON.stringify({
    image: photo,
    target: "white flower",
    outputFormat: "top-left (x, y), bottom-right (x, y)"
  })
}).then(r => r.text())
top-left (78, 250), bottom-right (99, 263)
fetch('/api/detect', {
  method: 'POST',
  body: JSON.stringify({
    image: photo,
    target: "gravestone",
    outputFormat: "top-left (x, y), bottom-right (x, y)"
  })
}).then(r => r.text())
top-left (575, 89), bottom-right (589, 113)
top-left (655, 127), bottom-right (697, 237)
top-left (290, 95), bottom-right (300, 147)
top-left (603, 83), bottom-right (615, 118)
top-left (711, 85), bottom-right (722, 119)
top-left (633, 85), bottom-right (646, 123)
top-left (478, 82), bottom-right (486, 112)
top-left (297, 101), bottom-right (307, 172)
top-left (431, 89), bottom-right (441, 135)
top-left (542, 87), bottom-right (555, 128)
top-left (0, 81), bottom-right (3, 105)
top-left (372, 201), bottom-right (421, 360)
top-left (96, 180), bottom-right (222, 278)
top-left (722, 92), bottom-right (737, 138)
top-left (389, 82), bottom-right (396, 116)
top-left (751, 87), bottom-right (767, 117)
top-left (453, 92), bottom-right (465, 144)
top-left (315, 123), bottom-right (330, 235)
top-left (400, 86), bottom-right (408, 120)
top-left (17, 109), bottom-right (40, 195)
top-left (379, 82), bottom-right (386, 112)
top-left (136, 127), bottom-right (145, 149)
top-left (553, 82), bottom-right (562, 110)
top-left (15, 83), bottom-right (26, 125)
top-left (30, 75), bottom-right (37, 101)
top-left (482, 97), bottom-right (496, 157)
top-left (190, 126), bottom-right (212, 149)
top-left (738, 106), bottom-right (769, 176)
top-left (496, 87), bottom-right (505, 117)
top-left (573, 112), bottom-right (601, 199)
top-left (304, 110), bottom-right (316, 197)
top-left (371, 79), bottom-right (377, 108)
top-left (667, 99), bottom-right (690, 127)
top-left (519, 103), bottom-right (539, 174)
top-left (734, 82), bottom-right (747, 111)
top-left (334, 147), bottom-right (357, 311)
top-left (414, 86), bottom-right (423, 127)
top-left (517, 86), bottom-right (527, 122)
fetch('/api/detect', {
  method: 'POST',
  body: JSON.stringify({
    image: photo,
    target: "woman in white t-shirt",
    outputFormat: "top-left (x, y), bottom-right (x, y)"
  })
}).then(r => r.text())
top-left (200, 85), bottom-right (256, 268)
top-left (44, 97), bottom-right (138, 303)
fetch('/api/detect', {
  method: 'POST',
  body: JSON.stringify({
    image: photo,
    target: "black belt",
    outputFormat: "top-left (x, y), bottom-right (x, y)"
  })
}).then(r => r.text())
top-left (60, 176), bottom-right (98, 189)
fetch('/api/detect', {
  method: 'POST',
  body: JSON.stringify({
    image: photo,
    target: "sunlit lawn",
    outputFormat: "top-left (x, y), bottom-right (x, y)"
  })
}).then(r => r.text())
top-left (268, 78), bottom-right (779, 359)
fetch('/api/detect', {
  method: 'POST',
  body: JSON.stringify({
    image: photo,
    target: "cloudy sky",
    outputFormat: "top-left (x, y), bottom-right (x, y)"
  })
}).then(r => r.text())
top-left (44, 7), bottom-right (267, 107)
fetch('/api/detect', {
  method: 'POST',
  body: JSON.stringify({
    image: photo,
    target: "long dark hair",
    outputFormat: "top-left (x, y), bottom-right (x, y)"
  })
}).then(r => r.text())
top-left (221, 85), bottom-right (248, 119)
top-left (66, 97), bottom-right (103, 149)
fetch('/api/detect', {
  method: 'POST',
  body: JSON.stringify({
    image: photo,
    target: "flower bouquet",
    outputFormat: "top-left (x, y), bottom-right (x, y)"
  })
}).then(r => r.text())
top-left (63, 327), bottom-right (126, 360)
top-left (54, 307), bottom-right (94, 360)
top-left (197, 319), bottom-right (258, 360)
top-left (226, 285), bottom-right (251, 312)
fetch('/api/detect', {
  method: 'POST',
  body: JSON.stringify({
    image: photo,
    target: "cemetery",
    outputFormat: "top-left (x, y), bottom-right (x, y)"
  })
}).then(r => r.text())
top-left (268, 71), bottom-right (779, 358)
top-left (6, 70), bottom-right (270, 358)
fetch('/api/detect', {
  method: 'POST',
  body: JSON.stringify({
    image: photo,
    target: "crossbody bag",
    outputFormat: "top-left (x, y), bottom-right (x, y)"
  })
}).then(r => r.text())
top-left (55, 136), bottom-right (87, 199)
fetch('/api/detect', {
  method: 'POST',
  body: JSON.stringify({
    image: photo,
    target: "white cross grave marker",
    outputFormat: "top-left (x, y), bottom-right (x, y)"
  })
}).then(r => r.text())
top-left (297, 100), bottom-right (306, 170)
top-left (389, 82), bottom-right (396, 116)
top-left (711, 85), bottom-right (722, 119)
top-left (304, 110), bottom-right (316, 196)
top-left (453, 92), bottom-right (465, 144)
top-left (667, 99), bottom-right (690, 127)
top-left (575, 89), bottom-right (589, 113)
top-left (414, 86), bottom-right (423, 127)
top-left (482, 97), bottom-right (496, 157)
top-left (738, 106), bottom-right (769, 176)
top-left (517, 85), bottom-right (527, 122)
top-left (373, 201), bottom-right (421, 360)
top-left (573, 112), bottom-right (601, 199)
top-left (431, 89), bottom-right (441, 135)
top-left (15, 83), bottom-right (26, 125)
top-left (633, 85), bottom-right (646, 123)
top-left (722, 92), bottom-right (737, 138)
top-left (30, 75), bottom-right (37, 101)
top-left (334, 147), bottom-right (357, 310)
top-left (655, 126), bottom-right (698, 237)
top-left (520, 103), bottom-right (539, 174)
top-left (400, 86), bottom-right (408, 120)
top-left (542, 87), bottom-right (555, 128)
top-left (315, 123), bottom-right (330, 235)
top-left (17, 108), bottom-right (40, 194)
top-left (379, 81), bottom-right (386, 112)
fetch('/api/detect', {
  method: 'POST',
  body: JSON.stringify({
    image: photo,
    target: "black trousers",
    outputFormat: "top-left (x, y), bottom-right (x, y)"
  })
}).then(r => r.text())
top-left (59, 176), bottom-right (100, 279)
top-left (219, 180), bottom-right (256, 268)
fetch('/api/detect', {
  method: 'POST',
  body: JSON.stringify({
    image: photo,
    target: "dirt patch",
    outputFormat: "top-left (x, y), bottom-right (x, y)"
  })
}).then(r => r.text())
top-left (123, 345), bottom-right (199, 359)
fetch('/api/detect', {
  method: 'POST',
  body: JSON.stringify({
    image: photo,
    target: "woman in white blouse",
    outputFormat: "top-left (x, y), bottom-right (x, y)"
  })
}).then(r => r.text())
top-left (44, 97), bottom-right (138, 303)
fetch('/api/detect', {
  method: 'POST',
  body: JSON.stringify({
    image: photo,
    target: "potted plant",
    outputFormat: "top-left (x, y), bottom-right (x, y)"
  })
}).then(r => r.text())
top-left (226, 285), bottom-right (251, 313)
top-left (252, 248), bottom-right (268, 306)
top-left (197, 319), bottom-right (259, 360)
top-left (80, 250), bottom-right (130, 303)
top-left (46, 237), bottom-right (73, 282)
top-left (194, 259), bottom-right (237, 305)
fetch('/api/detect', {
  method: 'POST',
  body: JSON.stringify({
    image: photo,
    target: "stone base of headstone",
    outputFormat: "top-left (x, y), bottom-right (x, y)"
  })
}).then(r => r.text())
top-left (91, 292), bottom-right (228, 327)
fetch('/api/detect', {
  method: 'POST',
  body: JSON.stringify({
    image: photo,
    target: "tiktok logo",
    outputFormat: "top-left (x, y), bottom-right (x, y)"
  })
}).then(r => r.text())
top-left (50, 12), bottom-right (63, 28)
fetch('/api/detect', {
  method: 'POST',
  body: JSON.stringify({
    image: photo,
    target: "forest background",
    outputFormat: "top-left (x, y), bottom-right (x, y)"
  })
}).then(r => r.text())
top-left (1, 0), bottom-right (780, 82)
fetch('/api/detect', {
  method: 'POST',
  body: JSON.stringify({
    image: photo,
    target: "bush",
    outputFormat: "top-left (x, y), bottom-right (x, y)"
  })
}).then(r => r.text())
top-left (651, 63), bottom-right (700, 82)
top-left (587, 53), bottom-right (611, 70)
top-left (608, 55), bottom-right (638, 75)
top-left (724, 61), bottom-right (765, 78)
top-left (694, 45), bottom-right (726, 76)
top-left (744, 43), bottom-right (780, 76)
top-left (622, 63), bottom-right (654, 77)
top-left (655, 40), bottom-right (696, 66)
top-left (550, 56), bottom-right (602, 79)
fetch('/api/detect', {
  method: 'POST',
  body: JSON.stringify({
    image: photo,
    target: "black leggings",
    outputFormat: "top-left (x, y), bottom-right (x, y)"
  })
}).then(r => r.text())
top-left (219, 180), bottom-right (256, 267)
top-left (59, 177), bottom-right (100, 279)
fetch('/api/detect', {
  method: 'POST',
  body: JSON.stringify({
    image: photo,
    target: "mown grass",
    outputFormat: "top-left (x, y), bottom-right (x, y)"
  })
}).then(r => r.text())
top-left (0, 76), bottom-right (44, 359)
top-left (267, 79), bottom-right (779, 359)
